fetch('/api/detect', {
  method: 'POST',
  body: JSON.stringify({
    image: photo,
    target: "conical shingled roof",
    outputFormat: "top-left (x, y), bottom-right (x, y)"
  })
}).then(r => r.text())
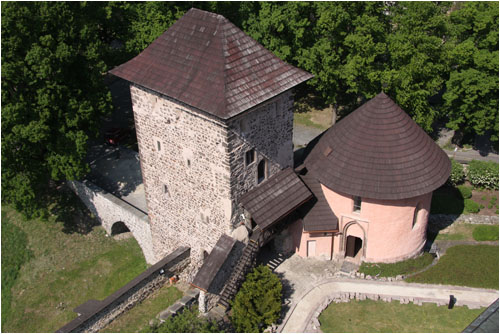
top-left (109, 8), bottom-right (313, 119)
top-left (304, 92), bottom-right (451, 200)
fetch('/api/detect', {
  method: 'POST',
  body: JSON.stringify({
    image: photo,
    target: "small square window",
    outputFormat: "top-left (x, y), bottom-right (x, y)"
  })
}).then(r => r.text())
top-left (245, 149), bottom-right (255, 166)
top-left (353, 196), bottom-right (361, 213)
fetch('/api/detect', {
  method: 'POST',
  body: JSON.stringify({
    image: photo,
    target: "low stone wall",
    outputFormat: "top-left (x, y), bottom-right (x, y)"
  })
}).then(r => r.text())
top-left (67, 180), bottom-right (156, 264)
top-left (429, 214), bottom-right (499, 230)
top-left (56, 247), bottom-right (190, 333)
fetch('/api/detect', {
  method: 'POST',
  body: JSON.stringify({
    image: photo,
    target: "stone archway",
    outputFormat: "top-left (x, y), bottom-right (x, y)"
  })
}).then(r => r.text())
top-left (341, 221), bottom-right (367, 259)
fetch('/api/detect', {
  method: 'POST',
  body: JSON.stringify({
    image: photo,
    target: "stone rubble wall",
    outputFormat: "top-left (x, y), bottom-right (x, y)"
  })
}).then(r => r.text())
top-left (429, 214), bottom-right (499, 231)
top-left (67, 180), bottom-right (156, 264)
top-left (130, 84), bottom-right (296, 280)
top-left (131, 84), bottom-right (232, 280)
top-left (56, 247), bottom-right (190, 333)
top-left (226, 91), bottom-right (295, 226)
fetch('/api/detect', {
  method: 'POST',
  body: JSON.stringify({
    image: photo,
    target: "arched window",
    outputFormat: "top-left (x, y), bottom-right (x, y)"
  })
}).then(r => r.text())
top-left (258, 159), bottom-right (266, 184)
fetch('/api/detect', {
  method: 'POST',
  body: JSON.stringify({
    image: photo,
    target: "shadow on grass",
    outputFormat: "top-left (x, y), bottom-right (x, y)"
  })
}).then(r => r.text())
top-left (294, 94), bottom-right (329, 114)
top-left (47, 184), bottom-right (99, 235)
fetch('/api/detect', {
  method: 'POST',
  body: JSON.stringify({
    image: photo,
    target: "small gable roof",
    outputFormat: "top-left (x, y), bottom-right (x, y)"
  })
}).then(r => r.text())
top-left (109, 8), bottom-right (313, 119)
top-left (304, 92), bottom-right (451, 200)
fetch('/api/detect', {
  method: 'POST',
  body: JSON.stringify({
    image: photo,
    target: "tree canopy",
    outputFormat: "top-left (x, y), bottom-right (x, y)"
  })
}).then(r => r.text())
top-left (231, 265), bottom-right (282, 332)
top-left (2, 1), bottom-right (498, 217)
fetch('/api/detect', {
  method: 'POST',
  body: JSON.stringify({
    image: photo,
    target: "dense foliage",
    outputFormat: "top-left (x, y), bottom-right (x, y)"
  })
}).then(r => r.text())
top-left (467, 160), bottom-right (499, 190)
top-left (2, 1), bottom-right (498, 217)
top-left (448, 159), bottom-right (466, 186)
top-left (1, 2), bottom-right (113, 217)
top-left (231, 265), bottom-right (282, 333)
top-left (1, 211), bottom-right (32, 330)
top-left (152, 306), bottom-right (219, 333)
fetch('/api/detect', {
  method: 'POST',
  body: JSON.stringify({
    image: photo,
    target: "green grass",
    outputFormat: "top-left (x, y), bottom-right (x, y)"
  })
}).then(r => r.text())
top-left (433, 223), bottom-right (481, 241)
top-left (473, 225), bottom-right (499, 241)
top-left (359, 253), bottom-right (434, 277)
top-left (319, 299), bottom-right (484, 333)
top-left (1, 210), bottom-right (32, 331)
top-left (293, 112), bottom-right (329, 130)
top-left (406, 245), bottom-right (499, 289)
top-left (1, 206), bottom-right (148, 333)
top-left (101, 284), bottom-right (182, 333)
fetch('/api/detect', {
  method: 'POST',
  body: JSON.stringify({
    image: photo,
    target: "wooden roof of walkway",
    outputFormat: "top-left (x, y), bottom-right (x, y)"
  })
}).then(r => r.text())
top-left (239, 167), bottom-right (313, 231)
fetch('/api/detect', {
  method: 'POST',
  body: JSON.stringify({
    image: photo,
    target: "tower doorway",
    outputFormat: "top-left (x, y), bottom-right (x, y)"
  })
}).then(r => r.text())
top-left (345, 236), bottom-right (362, 258)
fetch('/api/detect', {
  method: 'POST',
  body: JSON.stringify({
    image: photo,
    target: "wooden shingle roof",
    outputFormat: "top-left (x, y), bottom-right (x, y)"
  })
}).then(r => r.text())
top-left (109, 8), bottom-right (313, 119)
top-left (239, 168), bottom-right (313, 230)
top-left (191, 234), bottom-right (235, 292)
top-left (304, 92), bottom-right (451, 200)
top-left (298, 170), bottom-right (339, 232)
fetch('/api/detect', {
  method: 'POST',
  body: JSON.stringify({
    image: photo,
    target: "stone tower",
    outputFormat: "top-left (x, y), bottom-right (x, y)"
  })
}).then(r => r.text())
top-left (110, 8), bottom-right (312, 274)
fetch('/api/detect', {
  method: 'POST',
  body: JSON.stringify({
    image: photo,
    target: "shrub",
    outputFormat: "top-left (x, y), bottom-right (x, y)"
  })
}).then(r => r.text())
top-left (231, 265), bottom-right (282, 333)
top-left (448, 159), bottom-right (465, 186)
top-left (152, 305), bottom-right (219, 333)
top-left (472, 225), bottom-right (499, 241)
top-left (457, 185), bottom-right (472, 199)
top-left (464, 199), bottom-right (480, 213)
top-left (467, 160), bottom-right (499, 190)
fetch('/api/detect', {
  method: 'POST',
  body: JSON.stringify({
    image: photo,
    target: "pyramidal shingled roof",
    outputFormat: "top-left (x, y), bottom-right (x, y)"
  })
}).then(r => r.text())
top-left (109, 8), bottom-right (313, 119)
top-left (304, 92), bottom-right (451, 200)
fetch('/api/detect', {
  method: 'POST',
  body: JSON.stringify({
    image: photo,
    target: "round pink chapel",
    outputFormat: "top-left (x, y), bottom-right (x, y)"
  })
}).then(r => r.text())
top-left (292, 92), bottom-right (451, 263)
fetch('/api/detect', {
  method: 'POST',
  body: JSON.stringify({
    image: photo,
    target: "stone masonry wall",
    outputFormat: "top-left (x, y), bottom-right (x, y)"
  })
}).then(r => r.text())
top-left (227, 90), bottom-right (295, 226)
top-left (130, 84), bottom-right (295, 280)
top-left (68, 180), bottom-right (155, 264)
top-left (131, 84), bottom-right (232, 279)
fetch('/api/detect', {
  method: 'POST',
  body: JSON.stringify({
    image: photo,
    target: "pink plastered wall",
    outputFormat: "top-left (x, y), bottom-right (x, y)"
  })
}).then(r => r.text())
top-left (289, 218), bottom-right (333, 259)
top-left (321, 185), bottom-right (432, 263)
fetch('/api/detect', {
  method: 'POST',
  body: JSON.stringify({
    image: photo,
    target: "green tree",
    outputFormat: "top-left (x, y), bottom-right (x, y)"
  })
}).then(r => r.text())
top-left (382, 1), bottom-right (451, 132)
top-left (152, 305), bottom-right (219, 333)
top-left (1, 2), bottom-right (113, 217)
top-left (443, 2), bottom-right (499, 141)
top-left (231, 265), bottom-right (282, 333)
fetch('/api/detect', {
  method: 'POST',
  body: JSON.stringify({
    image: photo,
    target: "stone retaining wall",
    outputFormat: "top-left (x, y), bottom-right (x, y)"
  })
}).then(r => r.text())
top-left (67, 180), bottom-right (155, 264)
top-left (429, 214), bottom-right (499, 230)
top-left (56, 247), bottom-right (190, 333)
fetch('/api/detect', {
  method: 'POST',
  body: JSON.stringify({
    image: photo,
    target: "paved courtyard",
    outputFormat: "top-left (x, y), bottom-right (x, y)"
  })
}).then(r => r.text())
top-left (86, 144), bottom-right (147, 213)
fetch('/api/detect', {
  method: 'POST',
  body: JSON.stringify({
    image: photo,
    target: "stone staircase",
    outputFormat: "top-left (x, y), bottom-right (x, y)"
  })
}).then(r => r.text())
top-left (217, 229), bottom-right (261, 310)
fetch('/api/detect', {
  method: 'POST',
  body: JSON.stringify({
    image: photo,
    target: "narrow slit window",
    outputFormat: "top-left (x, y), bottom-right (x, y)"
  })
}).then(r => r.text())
top-left (245, 149), bottom-right (255, 166)
top-left (258, 159), bottom-right (266, 184)
top-left (157, 141), bottom-right (161, 151)
top-left (163, 184), bottom-right (169, 197)
top-left (353, 196), bottom-right (361, 213)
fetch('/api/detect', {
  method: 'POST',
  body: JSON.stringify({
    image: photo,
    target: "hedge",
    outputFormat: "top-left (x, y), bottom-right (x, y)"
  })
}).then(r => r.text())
top-left (457, 185), bottom-right (472, 199)
top-left (467, 160), bottom-right (499, 190)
